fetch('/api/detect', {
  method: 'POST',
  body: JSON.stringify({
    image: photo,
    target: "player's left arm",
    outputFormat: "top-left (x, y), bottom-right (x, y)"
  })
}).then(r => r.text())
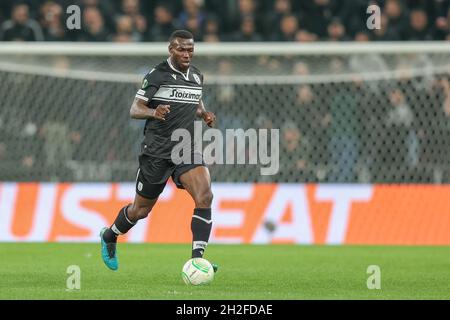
top-left (197, 99), bottom-right (216, 127)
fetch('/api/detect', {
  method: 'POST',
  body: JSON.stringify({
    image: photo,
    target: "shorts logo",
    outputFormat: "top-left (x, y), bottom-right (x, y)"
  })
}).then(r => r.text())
top-left (193, 74), bottom-right (201, 85)
top-left (138, 181), bottom-right (143, 191)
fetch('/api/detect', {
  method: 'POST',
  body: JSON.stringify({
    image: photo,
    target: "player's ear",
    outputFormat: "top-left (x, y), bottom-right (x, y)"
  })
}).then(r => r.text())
top-left (168, 41), bottom-right (175, 54)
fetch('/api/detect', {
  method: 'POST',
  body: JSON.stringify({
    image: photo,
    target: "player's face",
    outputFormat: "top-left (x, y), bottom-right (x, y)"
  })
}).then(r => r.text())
top-left (169, 38), bottom-right (194, 72)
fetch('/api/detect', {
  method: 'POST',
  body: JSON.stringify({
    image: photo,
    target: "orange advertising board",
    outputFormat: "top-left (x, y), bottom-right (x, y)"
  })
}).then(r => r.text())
top-left (1, 182), bottom-right (450, 245)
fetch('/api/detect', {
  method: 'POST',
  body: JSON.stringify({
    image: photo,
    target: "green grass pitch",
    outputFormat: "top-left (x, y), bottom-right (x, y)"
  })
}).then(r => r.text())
top-left (1, 243), bottom-right (449, 299)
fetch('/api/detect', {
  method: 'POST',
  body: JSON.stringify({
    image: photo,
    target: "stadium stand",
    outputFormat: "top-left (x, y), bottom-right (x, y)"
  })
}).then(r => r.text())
top-left (0, 0), bottom-right (448, 42)
top-left (0, 0), bottom-right (449, 184)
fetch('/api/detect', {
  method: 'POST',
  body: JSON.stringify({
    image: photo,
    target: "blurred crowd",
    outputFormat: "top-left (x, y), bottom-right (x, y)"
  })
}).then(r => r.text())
top-left (208, 62), bottom-right (450, 183)
top-left (1, 0), bottom-right (450, 184)
top-left (1, 61), bottom-right (449, 183)
top-left (0, 0), bottom-right (449, 42)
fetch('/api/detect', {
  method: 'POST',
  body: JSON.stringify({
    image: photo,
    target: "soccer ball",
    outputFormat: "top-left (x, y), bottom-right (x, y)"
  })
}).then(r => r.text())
top-left (181, 258), bottom-right (214, 285)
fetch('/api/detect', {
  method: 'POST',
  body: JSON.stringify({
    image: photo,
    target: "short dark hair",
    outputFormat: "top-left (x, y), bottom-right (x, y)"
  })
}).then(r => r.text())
top-left (169, 30), bottom-right (194, 42)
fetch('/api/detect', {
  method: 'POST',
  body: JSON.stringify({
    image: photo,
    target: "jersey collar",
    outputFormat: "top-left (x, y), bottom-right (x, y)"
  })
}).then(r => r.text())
top-left (167, 58), bottom-right (190, 81)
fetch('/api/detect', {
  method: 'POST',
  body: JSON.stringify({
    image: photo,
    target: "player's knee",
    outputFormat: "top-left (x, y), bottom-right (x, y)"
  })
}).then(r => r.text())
top-left (195, 190), bottom-right (213, 208)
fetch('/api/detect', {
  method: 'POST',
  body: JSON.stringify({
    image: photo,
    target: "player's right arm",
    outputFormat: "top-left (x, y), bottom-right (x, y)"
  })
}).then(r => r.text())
top-left (130, 68), bottom-right (170, 121)
top-left (130, 98), bottom-right (170, 121)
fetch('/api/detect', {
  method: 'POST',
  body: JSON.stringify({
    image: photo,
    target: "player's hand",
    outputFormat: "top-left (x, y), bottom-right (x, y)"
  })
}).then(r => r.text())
top-left (152, 105), bottom-right (170, 121)
top-left (202, 111), bottom-right (216, 127)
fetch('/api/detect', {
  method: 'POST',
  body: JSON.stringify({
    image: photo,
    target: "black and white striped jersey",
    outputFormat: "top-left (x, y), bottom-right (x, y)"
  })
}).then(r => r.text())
top-left (135, 58), bottom-right (203, 159)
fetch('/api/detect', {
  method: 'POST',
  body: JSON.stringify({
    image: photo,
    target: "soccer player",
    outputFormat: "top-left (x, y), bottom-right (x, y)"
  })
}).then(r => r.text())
top-left (100, 30), bottom-right (217, 271)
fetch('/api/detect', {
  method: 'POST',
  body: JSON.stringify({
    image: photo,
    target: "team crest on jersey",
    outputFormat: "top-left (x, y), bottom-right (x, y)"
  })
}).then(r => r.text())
top-left (193, 74), bottom-right (201, 85)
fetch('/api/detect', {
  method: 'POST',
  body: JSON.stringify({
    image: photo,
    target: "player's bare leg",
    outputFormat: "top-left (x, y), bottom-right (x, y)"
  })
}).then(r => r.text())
top-left (179, 166), bottom-right (217, 272)
top-left (127, 194), bottom-right (159, 221)
top-left (100, 194), bottom-right (158, 270)
top-left (180, 166), bottom-right (213, 209)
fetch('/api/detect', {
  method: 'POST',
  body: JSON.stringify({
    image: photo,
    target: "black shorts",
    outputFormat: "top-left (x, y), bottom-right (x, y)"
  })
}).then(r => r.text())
top-left (135, 153), bottom-right (205, 200)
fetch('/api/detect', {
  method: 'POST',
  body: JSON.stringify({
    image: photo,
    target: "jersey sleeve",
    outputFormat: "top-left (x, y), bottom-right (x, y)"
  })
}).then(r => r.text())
top-left (135, 68), bottom-right (162, 103)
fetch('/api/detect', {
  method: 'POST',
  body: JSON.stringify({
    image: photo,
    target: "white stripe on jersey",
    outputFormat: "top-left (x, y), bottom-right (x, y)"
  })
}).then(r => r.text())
top-left (135, 94), bottom-right (149, 101)
top-left (152, 86), bottom-right (202, 103)
top-left (160, 84), bottom-right (201, 89)
top-left (151, 97), bottom-right (199, 104)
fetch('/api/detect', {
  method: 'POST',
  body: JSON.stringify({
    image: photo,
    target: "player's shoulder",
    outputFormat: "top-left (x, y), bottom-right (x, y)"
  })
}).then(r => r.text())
top-left (190, 64), bottom-right (203, 76)
top-left (142, 61), bottom-right (171, 88)
top-left (146, 61), bottom-right (170, 76)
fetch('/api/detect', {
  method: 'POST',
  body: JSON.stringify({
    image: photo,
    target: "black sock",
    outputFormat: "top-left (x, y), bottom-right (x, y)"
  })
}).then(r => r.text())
top-left (191, 208), bottom-right (212, 258)
top-left (103, 205), bottom-right (136, 243)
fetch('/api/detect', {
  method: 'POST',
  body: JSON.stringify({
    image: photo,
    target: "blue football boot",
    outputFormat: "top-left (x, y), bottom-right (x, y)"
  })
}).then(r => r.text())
top-left (100, 227), bottom-right (118, 271)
